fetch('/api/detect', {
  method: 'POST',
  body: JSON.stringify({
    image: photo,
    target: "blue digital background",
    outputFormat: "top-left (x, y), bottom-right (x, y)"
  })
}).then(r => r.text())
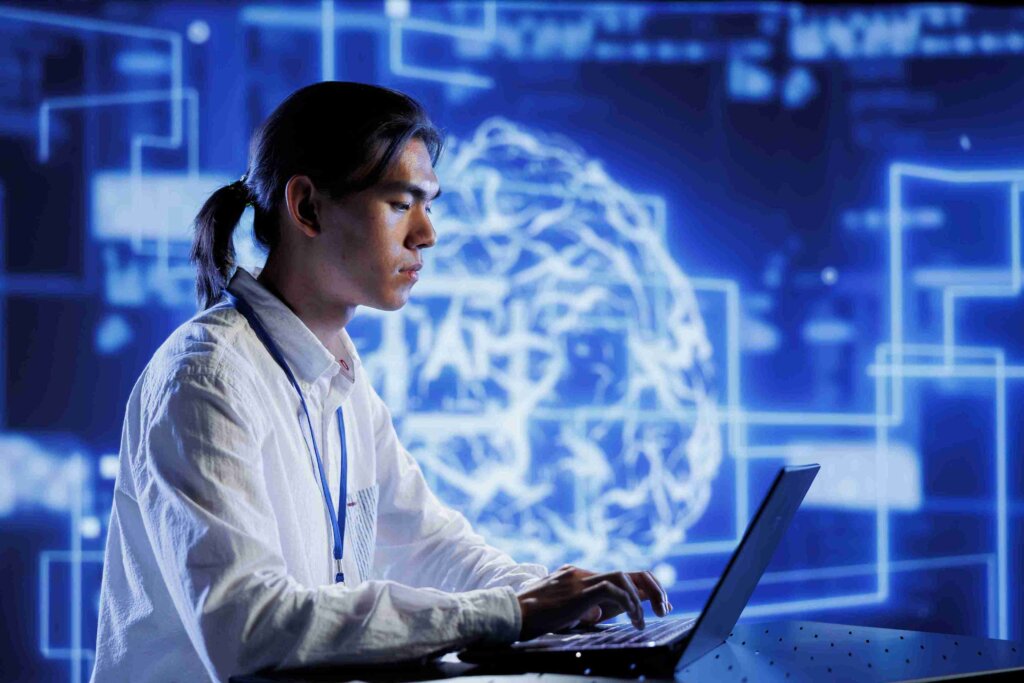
top-left (2, 2), bottom-right (1024, 681)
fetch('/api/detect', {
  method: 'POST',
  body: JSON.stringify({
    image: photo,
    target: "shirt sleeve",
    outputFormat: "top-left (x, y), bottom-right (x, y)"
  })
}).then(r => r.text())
top-left (130, 364), bottom-right (522, 680)
top-left (368, 383), bottom-right (549, 594)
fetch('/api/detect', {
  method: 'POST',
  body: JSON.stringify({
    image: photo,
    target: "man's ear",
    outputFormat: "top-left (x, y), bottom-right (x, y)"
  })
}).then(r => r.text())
top-left (284, 175), bottom-right (321, 237)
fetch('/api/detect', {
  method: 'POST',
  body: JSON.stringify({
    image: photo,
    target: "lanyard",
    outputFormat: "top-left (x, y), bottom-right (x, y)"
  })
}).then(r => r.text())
top-left (224, 291), bottom-right (348, 584)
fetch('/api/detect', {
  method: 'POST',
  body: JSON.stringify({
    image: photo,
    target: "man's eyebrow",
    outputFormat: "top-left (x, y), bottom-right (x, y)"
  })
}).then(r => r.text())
top-left (380, 181), bottom-right (442, 201)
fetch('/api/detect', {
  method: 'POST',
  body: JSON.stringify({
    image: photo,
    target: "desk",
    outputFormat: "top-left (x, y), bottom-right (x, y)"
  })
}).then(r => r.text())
top-left (232, 620), bottom-right (1024, 682)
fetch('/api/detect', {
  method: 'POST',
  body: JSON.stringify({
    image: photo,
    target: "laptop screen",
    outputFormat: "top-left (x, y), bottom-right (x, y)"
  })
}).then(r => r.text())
top-left (679, 464), bottom-right (820, 669)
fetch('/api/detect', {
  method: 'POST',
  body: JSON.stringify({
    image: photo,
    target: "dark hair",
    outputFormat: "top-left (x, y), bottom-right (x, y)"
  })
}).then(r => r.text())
top-left (190, 81), bottom-right (445, 309)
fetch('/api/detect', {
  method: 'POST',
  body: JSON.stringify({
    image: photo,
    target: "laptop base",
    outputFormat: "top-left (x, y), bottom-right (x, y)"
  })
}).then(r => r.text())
top-left (458, 636), bottom-right (691, 677)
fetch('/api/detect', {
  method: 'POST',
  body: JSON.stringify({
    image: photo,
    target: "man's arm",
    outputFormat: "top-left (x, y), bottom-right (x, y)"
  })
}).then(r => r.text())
top-left (364, 386), bottom-right (671, 639)
top-left (130, 365), bottom-right (520, 680)
top-left (368, 384), bottom-right (549, 593)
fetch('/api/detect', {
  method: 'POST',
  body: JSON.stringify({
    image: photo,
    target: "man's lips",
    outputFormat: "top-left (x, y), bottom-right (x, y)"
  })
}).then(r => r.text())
top-left (400, 263), bottom-right (421, 283)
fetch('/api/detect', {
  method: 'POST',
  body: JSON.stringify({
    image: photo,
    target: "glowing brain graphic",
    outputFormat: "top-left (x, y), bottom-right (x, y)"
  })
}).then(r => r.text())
top-left (357, 118), bottom-right (720, 569)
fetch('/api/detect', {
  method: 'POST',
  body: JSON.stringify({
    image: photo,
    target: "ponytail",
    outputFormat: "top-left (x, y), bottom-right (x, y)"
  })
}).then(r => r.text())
top-left (190, 174), bottom-right (253, 309)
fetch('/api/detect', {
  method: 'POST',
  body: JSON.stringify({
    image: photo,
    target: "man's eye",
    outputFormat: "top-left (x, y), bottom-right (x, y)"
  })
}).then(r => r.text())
top-left (392, 202), bottom-right (411, 212)
top-left (425, 205), bottom-right (433, 215)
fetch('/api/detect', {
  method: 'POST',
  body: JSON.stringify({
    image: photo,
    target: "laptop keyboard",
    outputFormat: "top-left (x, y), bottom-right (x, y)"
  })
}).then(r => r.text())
top-left (512, 617), bottom-right (697, 651)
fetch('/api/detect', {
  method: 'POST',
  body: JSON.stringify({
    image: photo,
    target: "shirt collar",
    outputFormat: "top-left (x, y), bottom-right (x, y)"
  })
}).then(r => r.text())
top-left (226, 267), bottom-right (362, 386)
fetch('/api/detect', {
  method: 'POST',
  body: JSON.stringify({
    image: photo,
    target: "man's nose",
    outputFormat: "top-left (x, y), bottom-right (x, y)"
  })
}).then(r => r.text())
top-left (412, 208), bottom-right (436, 249)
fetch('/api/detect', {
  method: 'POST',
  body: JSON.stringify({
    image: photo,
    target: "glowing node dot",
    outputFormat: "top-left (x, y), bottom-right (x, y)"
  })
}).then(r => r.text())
top-left (653, 562), bottom-right (677, 588)
top-left (187, 20), bottom-right (210, 45)
top-left (99, 454), bottom-right (119, 479)
top-left (80, 517), bottom-right (101, 539)
top-left (385, 0), bottom-right (411, 19)
top-left (821, 266), bottom-right (838, 285)
top-left (960, 135), bottom-right (971, 151)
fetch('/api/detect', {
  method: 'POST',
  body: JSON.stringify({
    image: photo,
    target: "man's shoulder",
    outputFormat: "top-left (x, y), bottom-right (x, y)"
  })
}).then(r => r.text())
top-left (141, 302), bottom-right (260, 395)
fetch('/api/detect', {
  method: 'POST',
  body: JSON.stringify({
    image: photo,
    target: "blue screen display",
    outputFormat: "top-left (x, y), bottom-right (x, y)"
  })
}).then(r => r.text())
top-left (1, 3), bottom-right (1023, 681)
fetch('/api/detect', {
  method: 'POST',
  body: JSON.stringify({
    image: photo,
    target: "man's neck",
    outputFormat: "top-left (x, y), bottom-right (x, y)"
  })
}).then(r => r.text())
top-left (256, 256), bottom-right (354, 360)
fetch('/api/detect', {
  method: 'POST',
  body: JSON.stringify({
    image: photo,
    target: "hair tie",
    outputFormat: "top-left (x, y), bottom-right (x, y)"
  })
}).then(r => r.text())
top-left (233, 172), bottom-right (254, 207)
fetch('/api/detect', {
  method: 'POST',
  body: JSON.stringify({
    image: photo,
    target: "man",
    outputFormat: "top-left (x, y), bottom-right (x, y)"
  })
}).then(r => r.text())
top-left (91, 82), bottom-right (669, 682)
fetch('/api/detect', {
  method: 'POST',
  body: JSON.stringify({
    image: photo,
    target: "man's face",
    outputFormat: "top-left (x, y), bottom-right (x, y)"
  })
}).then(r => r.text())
top-left (314, 137), bottom-right (440, 311)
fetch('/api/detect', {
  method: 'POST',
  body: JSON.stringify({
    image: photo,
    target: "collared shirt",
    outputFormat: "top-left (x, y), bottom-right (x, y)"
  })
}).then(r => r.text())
top-left (91, 268), bottom-right (547, 683)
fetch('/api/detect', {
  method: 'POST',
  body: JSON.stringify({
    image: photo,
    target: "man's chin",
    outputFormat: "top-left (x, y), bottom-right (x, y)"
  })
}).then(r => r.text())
top-left (367, 293), bottom-right (409, 312)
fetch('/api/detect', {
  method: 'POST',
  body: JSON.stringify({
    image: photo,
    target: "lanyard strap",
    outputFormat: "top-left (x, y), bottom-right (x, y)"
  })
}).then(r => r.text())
top-left (224, 291), bottom-right (348, 584)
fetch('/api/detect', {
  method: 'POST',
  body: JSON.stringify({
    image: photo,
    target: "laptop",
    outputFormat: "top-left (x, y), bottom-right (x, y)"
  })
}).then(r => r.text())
top-left (458, 464), bottom-right (820, 676)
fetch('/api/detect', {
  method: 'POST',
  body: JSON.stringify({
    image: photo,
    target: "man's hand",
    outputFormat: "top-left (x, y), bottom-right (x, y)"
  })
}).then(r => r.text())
top-left (516, 564), bottom-right (673, 641)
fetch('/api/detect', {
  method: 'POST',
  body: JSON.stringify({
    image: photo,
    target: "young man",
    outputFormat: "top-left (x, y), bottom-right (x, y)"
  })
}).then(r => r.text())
top-left (91, 82), bottom-right (669, 682)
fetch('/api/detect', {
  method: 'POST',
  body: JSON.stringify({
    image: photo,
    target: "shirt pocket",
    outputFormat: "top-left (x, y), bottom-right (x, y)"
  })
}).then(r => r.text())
top-left (346, 483), bottom-right (379, 584)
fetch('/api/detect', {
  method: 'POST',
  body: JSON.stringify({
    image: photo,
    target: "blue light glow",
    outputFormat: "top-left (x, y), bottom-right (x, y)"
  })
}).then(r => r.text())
top-left (2, 3), bottom-right (1023, 679)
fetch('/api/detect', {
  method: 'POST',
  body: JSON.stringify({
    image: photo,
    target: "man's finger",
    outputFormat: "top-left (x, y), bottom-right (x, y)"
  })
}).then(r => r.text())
top-left (582, 581), bottom-right (641, 629)
top-left (631, 570), bottom-right (670, 617)
top-left (598, 573), bottom-right (645, 629)
top-left (579, 605), bottom-right (603, 626)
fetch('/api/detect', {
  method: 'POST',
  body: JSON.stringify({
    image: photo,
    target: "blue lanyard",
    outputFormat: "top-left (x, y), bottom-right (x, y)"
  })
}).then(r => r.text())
top-left (224, 291), bottom-right (348, 584)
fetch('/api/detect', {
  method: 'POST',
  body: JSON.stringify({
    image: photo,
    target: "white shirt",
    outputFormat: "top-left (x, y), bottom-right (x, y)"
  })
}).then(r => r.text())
top-left (91, 268), bottom-right (547, 682)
